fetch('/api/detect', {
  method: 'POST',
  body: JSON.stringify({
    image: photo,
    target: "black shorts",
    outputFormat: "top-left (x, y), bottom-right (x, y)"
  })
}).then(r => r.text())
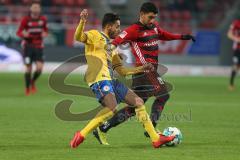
top-left (131, 72), bottom-right (172, 100)
top-left (233, 50), bottom-right (240, 65)
top-left (23, 45), bottom-right (44, 65)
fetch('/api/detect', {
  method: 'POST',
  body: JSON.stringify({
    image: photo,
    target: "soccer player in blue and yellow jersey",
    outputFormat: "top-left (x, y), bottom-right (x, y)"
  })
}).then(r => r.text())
top-left (69, 9), bottom-right (175, 148)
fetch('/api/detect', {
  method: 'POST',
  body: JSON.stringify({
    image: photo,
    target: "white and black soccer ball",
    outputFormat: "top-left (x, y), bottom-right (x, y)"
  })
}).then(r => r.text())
top-left (163, 127), bottom-right (183, 146)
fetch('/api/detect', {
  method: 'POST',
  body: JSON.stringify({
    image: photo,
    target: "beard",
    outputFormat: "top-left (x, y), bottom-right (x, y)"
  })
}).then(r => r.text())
top-left (108, 30), bottom-right (117, 39)
top-left (146, 23), bottom-right (154, 29)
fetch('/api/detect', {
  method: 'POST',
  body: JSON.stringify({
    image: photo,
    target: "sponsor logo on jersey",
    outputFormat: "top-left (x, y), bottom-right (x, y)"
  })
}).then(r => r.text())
top-left (144, 40), bottom-right (159, 47)
top-left (119, 31), bottom-right (127, 39)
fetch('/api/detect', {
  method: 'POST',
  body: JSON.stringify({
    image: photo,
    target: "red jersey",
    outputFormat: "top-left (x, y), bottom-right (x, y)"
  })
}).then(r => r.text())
top-left (16, 15), bottom-right (48, 49)
top-left (112, 21), bottom-right (182, 65)
top-left (230, 20), bottom-right (240, 50)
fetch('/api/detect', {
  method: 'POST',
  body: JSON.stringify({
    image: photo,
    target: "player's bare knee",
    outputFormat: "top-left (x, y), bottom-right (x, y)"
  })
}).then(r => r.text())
top-left (135, 97), bottom-right (144, 107)
top-left (237, 65), bottom-right (240, 71)
top-left (25, 66), bottom-right (32, 73)
top-left (36, 69), bottom-right (42, 73)
top-left (108, 105), bottom-right (117, 113)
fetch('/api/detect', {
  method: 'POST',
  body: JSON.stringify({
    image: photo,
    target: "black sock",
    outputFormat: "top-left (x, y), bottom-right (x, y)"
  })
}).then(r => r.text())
top-left (230, 70), bottom-right (236, 86)
top-left (24, 72), bottom-right (31, 89)
top-left (32, 71), bottom-right (42, 84)
top-left (150, 94), bottom-right (170, 127)
top-left (99, 107), bottom-right (136, 133)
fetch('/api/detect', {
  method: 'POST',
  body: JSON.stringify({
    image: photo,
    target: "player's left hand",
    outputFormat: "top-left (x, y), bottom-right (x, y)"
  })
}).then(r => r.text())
top-left (143, 63), bottom-right (155, 73)
top-left (41, 31), bottom-right (48, 38)
top-left (181, 34), bottom-right (196, 42)
top-left (80, 9), bottom-right (88, 22)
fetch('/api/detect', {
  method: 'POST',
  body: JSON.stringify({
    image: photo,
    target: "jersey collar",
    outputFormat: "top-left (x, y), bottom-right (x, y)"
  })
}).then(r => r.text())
top-left (100, 31), bottom-right (110, 42)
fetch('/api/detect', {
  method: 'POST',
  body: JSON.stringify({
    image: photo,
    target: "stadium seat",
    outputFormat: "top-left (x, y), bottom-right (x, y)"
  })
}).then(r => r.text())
top-left (21, 0), bottom-right (32, 5)
top-left (0, 0), bottom-right (11, 5)
top-left (65, 0), bottom-right (75, 6)
top-left (0, 16), bottom-right (7, 23)
top-left (181, 10), bottom-right (191, 21)
top-left (180, 21), bottom-right (192, 33)
top-left (76, 0), bottom-right (86, 6)
top-left (160, 10), bottom-right (170, 21)
top-left (170, 10), bottom-right (181, 20)
top-left (52, 0), bottom-right (64, 6)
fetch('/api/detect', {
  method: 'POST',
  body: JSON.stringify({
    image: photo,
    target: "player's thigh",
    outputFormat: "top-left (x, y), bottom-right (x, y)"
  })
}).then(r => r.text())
top-left (34, 48), bottom-right (44, 69)
top-left (112, 80), bottom-right (129, 104)
top-left (132, 73), bottom-right (159, 100)
top-left (35, 61), bottom-right (44, 71)
top-left (232, 50), bottom-right (240, 69)
top-left (90, 80), bottom-right (118, 111)
top-left (25, 64), bottom-right (32, 73)
top-left (124, 89), bottom-right (144, 107)
top-left (101, 93), bottom-right (118, 111)
top-left (23, 45), bottom-right (34, 65)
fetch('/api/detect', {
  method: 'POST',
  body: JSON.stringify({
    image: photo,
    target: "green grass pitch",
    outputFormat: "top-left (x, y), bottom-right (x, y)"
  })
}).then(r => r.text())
top-left (0, 73), bottom-right (240, 160)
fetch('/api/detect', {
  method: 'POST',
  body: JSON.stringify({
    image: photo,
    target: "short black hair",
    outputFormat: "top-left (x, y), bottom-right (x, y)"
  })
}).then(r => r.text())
top-left (102, 13), bottom-right (120, 28)
top-left (31, 1), bottom-right (41, 6)
top-left (140, 2), bottom-right (158, 14)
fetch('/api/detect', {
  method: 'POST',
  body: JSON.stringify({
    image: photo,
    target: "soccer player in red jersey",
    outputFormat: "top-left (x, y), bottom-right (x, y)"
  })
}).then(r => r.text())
top-left (16, 1), bottom-right (48, 96)
top-left (94, 2), bottom-right (195, 144)
top-left (227, 17), bottom-right (240, 90)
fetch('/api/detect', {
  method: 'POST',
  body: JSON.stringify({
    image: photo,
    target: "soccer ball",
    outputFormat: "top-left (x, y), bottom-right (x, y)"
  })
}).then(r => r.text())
top-left (163, 127), bottom-right (183, 146)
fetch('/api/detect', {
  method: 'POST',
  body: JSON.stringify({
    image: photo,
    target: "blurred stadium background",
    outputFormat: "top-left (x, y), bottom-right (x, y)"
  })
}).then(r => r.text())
top-left (0, 0), bottom-right (240, 76)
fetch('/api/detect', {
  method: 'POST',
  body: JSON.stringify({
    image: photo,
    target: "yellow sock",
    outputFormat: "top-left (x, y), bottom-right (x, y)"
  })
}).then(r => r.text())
top-left (135, 105), bottom-right (159, 142)
top-left (81, 107), bottom-right (114, 137)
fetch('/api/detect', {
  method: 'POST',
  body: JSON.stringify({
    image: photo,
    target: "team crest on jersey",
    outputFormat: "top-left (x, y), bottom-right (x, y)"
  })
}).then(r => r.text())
top-left (119, 31), bottom-right (127, 38)
top-left (154, 27), bottom-right (158, 34)
top-left (103, 85), bottom-right (110, 92)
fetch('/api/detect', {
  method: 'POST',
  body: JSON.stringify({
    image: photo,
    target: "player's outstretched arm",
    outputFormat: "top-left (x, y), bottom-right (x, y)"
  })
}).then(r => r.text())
top-left (112, 54), bottom-right (154, 76)
top-left (157, 23), bottom-right (195, 42)
top-left (74, 9), bottom-right (88, 43)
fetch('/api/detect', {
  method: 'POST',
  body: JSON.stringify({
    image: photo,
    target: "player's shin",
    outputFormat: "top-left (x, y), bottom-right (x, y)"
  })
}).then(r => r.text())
top-left (32, 70), bottom-right (42, 83)
top-left (25, 72), bottom-right (31, 89)
top-left (230, 69), bottom-right (236, 86)
top-left (81, 107), bottom-right (114, 137)
top-left (135, 105), bottom-right (159, 142)
top-left (99, 106), bottom-right (136, 133)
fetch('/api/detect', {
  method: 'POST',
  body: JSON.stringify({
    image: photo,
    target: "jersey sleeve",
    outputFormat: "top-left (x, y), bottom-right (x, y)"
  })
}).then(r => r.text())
top-left (16, 17), bottom-right (27, 38)
top-left (85, 30), bottom-right (98, 44)
top-left (42, 16), bottom-right (48, 33)
top-left (74, 20), bottom-right (88, 43)
top-left (112, 25), bottom-right (138, 46)
top-left (112, 53), bottom-right (144, 76)
top-left (156, 23), bottom-right (182, 40)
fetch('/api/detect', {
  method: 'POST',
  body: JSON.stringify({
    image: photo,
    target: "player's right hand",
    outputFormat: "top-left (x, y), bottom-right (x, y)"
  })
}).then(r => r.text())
top-left (22, 31), bottom-right (29, 38)
top-left (143, 63), bottom-right (155, 73)
top-left (41, 31), bottom-right (48, 38)
top-left (181, 34), bottom-right (196, 42)
top-left (80, 9), bottom-right (88, 21)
